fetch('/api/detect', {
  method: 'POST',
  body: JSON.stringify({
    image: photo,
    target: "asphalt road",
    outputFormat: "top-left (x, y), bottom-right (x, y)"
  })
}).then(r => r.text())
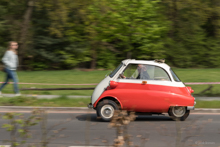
top-left (0, 111), bottom-right (219, 147)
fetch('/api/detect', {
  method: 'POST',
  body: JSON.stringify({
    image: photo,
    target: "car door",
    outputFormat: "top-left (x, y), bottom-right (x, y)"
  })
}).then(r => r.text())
top-left (143, 66), bottom-right (173, 112)
top-left (116, 64), bottom-right (173, 112)
top-left (115, 64), bottom-right (151, 111)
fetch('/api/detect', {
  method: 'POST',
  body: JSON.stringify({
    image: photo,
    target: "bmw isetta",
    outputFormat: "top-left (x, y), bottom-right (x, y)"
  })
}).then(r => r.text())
top-left (88, 59), bottom-right (196, 121)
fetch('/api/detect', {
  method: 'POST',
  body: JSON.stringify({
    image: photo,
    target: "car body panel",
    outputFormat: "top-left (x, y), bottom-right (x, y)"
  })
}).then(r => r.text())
top-left (91, 59), bottom-right (195, 113)
top-left (91, 76), bottom-right (111, 104)
top-left (94, 83), bottom-right (194, 113)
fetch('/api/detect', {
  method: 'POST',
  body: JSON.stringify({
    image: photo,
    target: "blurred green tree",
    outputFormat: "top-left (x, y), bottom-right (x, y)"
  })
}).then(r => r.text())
top-left (30, 0), bottom-right (91, 70)
top-left (83, 0), bottom-right (169, 68)
top-left (0, 0), bottom-right (220, 69)
top-left (162, 0), bottom-right (220, 67)
top-left (0, 0), bottom-right (36, 67)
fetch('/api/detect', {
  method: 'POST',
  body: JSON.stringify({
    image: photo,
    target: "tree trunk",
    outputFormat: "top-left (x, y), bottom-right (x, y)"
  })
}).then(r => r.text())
top-left (18, 0), bottom-right (35, 70)
top-left (171, 0), bottom-right (178, 40)
top-left (90, 47), bottom-right (97, 69)
top-left (126, 52), bottom-right (132, 59)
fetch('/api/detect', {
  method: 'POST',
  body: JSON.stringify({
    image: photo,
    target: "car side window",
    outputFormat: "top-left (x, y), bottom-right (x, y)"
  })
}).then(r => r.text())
top-left (154, 66), bottom-right (171, 81)
top-left (118, 64), bottom-right (152, 80)
top-left (121, 64), bottom-right (139, 79)
top-left (118, 64), bottom-right (170, 81)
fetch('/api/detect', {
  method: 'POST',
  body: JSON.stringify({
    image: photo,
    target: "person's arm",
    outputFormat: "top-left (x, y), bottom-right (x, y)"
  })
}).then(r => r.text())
top-left (136, 73), bottom-right (140, 79)
top-left (16, 55), bottom-right (19, 67)
top-left (2, 51), bottom-right (13, 68)
top-left (119, 74), bottom-right (126, 79)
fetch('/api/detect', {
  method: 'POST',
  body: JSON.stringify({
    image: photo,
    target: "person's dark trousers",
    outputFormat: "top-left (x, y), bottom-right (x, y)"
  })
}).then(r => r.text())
top-left (0, 68), bottom-right (19, 94)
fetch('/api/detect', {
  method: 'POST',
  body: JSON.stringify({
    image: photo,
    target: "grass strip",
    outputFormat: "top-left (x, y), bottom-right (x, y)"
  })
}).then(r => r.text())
top-left (0, 68), bottom-right (220, 96)
top-left (195, 100), bottom-right (220, 108)
top-left (0, 96), bottom-right (90, 107)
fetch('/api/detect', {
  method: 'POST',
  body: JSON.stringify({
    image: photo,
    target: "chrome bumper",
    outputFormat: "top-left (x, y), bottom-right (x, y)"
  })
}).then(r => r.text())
top-left (187, 98), bottom-right (196, 110)
top-left (187, 106), bottom-right (195, 110)
top-left (88, 103), bottom-right (93, 109)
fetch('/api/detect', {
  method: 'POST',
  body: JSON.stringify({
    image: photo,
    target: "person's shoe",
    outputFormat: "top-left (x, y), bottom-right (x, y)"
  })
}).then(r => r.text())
top-left (15, 93), bottom-right (21, 96)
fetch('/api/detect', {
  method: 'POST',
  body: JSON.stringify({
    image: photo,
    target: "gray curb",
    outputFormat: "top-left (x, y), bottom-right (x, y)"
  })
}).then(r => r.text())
top-left (0, 106), bottom-right (220, 113)
top-left (0, 106), bottom-right (95, 112)
top-left (192, 108), bottom-right (220, 113)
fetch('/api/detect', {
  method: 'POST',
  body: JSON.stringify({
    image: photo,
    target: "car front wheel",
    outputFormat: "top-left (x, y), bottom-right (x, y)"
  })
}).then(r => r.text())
top-left (97, 100), bottom-right (119, 121)
top-left (168, 106), bottom-right (190, 121)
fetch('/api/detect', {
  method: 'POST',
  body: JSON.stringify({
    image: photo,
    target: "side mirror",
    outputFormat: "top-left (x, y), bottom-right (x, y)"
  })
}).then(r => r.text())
top-left (109, 81), bottom-right (118, 89)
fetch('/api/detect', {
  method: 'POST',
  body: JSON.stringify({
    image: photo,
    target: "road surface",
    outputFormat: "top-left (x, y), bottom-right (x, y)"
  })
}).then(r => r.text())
top-left (0, 110), bottom-right (219, 147)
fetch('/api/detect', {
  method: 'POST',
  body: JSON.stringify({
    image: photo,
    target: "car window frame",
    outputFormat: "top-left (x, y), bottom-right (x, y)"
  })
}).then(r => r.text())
top-left (118, 63), bottom-right (172, 81)
top-left (153, 66), bottom-right (172, 81)
top-left (170, 68), bottom-right (181, 82)
top-left (109, 63), bottom-right (123, 78)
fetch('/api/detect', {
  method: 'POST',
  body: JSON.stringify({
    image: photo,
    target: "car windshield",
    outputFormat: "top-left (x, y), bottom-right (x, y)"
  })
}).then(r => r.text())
top-left (170, 69), bottom-right (181, 82)
top-left (109, 63), bottom-right (123, 78)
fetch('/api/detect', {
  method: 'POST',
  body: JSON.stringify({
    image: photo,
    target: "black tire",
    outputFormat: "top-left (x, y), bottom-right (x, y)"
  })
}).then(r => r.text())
top-left (97, 100), bottom-right (119, 121)
top-left (96, 110), bottom-right (100, 117)
top-left (168, 106), bottom-right (190, 121)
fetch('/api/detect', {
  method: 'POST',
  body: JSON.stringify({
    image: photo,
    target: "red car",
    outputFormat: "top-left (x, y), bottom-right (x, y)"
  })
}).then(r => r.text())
top-left (88, 59), bottom-right (196, 121)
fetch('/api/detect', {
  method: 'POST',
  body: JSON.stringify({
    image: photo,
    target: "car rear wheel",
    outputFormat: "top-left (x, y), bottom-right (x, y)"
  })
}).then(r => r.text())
top-left (97, 100), bottom-right (119, 121)
top-left (168, 106), bottom-right (190, 121)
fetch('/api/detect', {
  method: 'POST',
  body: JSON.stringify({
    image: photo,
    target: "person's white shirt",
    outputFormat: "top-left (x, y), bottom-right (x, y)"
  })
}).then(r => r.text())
top-left (2, 50), bottom-right (19, 70)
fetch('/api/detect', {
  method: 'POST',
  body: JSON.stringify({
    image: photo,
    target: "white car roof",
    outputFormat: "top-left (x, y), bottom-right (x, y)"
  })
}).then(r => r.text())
top-left (122, 59), bottom-right (170, 70)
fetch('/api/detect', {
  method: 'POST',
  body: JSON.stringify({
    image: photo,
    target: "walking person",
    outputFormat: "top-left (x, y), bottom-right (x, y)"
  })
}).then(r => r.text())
top-left (0, 41), bottom-right (21, 96)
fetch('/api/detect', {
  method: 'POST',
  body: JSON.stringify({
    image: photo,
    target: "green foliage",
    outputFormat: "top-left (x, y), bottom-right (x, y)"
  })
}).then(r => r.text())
top-left (1, 110), bottom-right (42, 147)
top-left (86, 0), bottom-right (169, 63)
top-left (29, 1), bottom-right (91, 70)
top-left (0, 0), bottom-right (220, 69)
top-left (97, 49), bottom-right (118, 69)
top-left (162, 0), bottom-right (220, 67)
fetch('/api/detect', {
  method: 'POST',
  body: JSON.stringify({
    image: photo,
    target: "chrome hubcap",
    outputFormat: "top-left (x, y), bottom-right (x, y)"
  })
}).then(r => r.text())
top-left (101, 105), bottom-right (114, 119)
top-left (172, 106), bottom-right (186, 117)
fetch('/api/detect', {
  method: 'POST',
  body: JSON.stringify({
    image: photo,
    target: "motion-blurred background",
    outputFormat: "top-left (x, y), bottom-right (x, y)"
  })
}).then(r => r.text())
top-left (0, 0), bottom-right (220, 70)
top-left (0, 0), bottom-right (220, 104)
